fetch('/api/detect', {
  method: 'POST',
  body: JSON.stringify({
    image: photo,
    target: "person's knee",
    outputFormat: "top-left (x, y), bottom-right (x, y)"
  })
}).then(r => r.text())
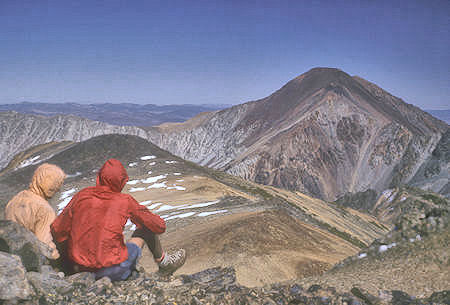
top-left (131, 227), bottom-right (157, 239)
top-left (128, 237), bottom-right (145, 248)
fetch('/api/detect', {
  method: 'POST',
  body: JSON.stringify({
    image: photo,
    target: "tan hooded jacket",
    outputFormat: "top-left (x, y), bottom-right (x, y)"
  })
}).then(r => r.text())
top-left (5, 163), bottom-right (65, 259)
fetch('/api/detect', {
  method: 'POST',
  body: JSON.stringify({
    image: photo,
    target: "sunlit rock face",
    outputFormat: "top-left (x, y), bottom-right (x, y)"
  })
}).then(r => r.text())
top-left (151, 68), bottom-right (448, 201)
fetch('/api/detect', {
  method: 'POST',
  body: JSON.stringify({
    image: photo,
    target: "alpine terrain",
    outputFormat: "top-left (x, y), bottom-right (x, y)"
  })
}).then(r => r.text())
top-left (0, 134), bottom-right (448, 304)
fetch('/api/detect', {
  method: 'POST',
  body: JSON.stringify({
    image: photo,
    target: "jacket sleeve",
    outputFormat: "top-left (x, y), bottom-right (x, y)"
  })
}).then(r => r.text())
top-left (128, 197), bottom-right (166, 234)
top-left (50, 195), bottom-right (75, 243)
top-left (35, 205), bottom-right (60, 259)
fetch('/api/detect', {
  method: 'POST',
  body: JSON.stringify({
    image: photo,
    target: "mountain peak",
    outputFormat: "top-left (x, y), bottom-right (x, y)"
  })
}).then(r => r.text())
top-left (303, 66), bottom-right (344, 75)
top-left (295, 67), bottom-right (349, 82)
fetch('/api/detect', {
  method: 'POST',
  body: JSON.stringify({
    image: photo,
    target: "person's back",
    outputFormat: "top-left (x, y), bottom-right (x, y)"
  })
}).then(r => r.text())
top-left (51, 158), bottom-right (185, 280)
top-left (5, 163), bottom-right (65, 259)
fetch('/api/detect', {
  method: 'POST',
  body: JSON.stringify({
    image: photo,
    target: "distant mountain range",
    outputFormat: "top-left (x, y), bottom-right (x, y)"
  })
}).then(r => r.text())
top-left (0, 102), bottom-right (230, 126)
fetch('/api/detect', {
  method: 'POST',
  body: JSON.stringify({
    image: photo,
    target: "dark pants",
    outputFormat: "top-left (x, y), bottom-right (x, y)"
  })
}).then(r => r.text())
top-left (131, 227), bottom-right (163, 259)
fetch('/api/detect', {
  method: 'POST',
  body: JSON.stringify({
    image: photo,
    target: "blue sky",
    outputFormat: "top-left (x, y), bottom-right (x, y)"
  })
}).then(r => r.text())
top-left (0, 0), bottom-right (449, 109)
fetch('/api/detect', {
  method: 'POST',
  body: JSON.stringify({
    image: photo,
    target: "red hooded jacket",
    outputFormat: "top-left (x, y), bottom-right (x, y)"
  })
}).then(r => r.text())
top-left (51, 159), bottom-right (166, 269)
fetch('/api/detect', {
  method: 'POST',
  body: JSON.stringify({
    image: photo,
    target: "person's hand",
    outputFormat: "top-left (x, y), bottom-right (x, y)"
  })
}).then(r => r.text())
top-left (51, 248), bottom-right (60, 260)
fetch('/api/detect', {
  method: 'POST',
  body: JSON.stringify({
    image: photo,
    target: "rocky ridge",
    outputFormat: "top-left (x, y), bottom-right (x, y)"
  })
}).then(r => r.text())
top-left (0, 111), bottom-right (146, 170)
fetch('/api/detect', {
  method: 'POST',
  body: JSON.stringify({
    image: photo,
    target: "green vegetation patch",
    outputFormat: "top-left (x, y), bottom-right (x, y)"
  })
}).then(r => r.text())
top-left (318, 221), bottom-right (367, 249)
top-left (420, 194), bottom-right (448, 206)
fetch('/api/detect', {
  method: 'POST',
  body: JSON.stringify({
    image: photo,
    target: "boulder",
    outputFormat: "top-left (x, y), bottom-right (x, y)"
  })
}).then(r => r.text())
top-left (0, 251), bottom-right (34, 301)
top-left (27, 265), bottom-right (71, 295)
top-left (0, 220), bottom-right (52, 272)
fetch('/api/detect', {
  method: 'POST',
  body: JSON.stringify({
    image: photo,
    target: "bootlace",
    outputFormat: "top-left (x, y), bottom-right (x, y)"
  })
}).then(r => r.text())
top-left (167, 249), bottom-right (184, 264)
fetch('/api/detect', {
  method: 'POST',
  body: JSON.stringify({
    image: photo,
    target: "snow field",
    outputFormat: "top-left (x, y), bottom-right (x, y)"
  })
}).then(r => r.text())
top-left (57, 188), bottom-right (77, 214)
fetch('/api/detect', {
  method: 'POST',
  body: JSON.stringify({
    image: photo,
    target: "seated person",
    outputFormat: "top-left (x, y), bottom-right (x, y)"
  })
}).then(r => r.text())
top-left (5, 163), bottom-right (66, 259)
top-left (51, 158), bottom-right (186, 281)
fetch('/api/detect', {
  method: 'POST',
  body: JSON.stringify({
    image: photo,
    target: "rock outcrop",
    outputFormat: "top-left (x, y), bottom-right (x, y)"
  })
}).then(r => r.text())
top-left (0, 220), bottom-right (53, 272)
top-left (0, 252), bottom-right (34, 301)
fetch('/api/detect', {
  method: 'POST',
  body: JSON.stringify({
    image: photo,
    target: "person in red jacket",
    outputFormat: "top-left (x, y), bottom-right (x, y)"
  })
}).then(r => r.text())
top-left (51, 158), bottom-right (186, 281)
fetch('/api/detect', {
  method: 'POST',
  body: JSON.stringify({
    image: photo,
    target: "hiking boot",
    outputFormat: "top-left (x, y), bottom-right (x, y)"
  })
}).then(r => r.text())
top-left (158, 249), bottom-right (186, 276)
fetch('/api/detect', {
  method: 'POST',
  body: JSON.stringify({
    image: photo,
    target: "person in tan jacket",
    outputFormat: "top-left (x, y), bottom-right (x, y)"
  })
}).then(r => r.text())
top-left (5, 163), bottom-right (65, 259)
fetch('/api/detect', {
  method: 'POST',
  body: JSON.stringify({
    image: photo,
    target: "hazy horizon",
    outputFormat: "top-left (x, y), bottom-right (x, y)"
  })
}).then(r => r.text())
top-left (1, 1), bottom-right (449, 109)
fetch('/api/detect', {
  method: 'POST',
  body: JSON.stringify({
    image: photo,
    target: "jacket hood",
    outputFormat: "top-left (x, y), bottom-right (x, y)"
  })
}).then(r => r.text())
top-left (29, 163), bottom-right (66, 199)
top-left (96, 159), bottom-right (129, 193)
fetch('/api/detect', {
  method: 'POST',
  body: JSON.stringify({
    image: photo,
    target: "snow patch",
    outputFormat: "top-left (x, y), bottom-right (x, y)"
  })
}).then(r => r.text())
top-left (197, 210), bottom-right (228, 217)
top-left (156, 204), bottom-right (188, 212)
top-left (128, 162), bottom-right (138, 167)
top-left (139, 200), bottom-right (152, 206)
top-left (147, 181), bottom-right (167, 189)
top-left (129, 187), bottom-right (146, 193)
top-left (382, 189), bottom-right (397, 202)
top-left (409, 234), bottom-right (422, 243)
top-left (177, 200), bottom-right (220, 210)
top-left (379, 242), bottom-right (397, 253)
top-left (149, 162), bottom-right (156, 166)
top-left (176, 179), bottom-right (184, 182)
top-left (164, 212), bottom-right (196, 221)
top-left (140, 155), bottom-right (156, 160)
top-left (57, 197), bottom-right (73, 214)
top-left (141, 175), bottom-right (167, 184)
top-left (173, 173), bottom-right (182, 176)
top-left (165, 161), bottom-right (177, 164)
top-left (379, 245), bottom-right (388, 252)
top-left (358, 253), bottom-right (367, 259)
top-left (66, 172), bottom-right (82, 178)
top-left (147, 202), bottom-right (163, 209)
top-left (17, 155), bottom-right (41, 169)
top-left (60, 188), bottom-right (76, 200)
top-left (126, 180), bottom-right (140, 185)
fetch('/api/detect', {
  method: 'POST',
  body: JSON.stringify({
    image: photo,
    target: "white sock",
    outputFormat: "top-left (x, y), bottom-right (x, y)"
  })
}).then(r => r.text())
top-left (158, 252), bottom-right (170, 266)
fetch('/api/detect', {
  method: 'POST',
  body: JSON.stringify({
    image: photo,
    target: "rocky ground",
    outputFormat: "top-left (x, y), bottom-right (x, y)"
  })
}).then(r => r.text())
top-left (1, 220), bottom-right (449, 305)
top-left (1, 135), bottom-right (449, 304)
